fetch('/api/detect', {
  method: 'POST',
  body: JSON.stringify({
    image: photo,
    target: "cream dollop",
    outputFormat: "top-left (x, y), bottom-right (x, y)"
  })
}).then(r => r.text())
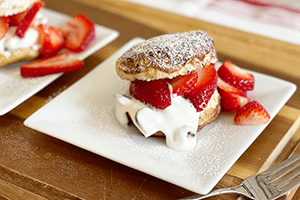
top-left (115, 94), bottom-right (200, 151)
top-left (0, 12), bottom-right (47, 57)
top-left (3, 27), bottom-right (39, 51)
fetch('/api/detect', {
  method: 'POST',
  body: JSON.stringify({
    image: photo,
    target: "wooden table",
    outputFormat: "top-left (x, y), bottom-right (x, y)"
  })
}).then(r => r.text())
top-left (1, 0), bottom-right (300, 199)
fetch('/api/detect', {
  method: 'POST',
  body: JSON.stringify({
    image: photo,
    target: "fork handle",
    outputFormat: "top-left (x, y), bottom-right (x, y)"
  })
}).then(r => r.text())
top-left (178, 184), bottom-right (254, 200)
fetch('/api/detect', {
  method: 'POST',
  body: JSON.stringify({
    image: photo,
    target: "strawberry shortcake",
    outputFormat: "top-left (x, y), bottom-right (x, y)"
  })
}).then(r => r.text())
top-left (0, 0), bottom-right (47, 67)
top-left (115, 31), bottom-right (221, 151)
top-left (0, 0), bottom-right (95, 77)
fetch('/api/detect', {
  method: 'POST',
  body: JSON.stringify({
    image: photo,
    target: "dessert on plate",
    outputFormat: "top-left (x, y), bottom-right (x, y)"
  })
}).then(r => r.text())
top-left (114, 30), bottom-right (221, 151)
top-left (0, 0), bottom-right (95, 77)
top-left (0, 0), bottom-right (46, 67)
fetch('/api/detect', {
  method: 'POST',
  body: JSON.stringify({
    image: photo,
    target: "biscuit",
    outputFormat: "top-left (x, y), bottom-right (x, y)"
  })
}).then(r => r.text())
top-left (197, 89), bottom-right (221, 131)
top-left (0, 47), bottom-right (39, 68)
top-left (116, 31), bottom-right (217, 81)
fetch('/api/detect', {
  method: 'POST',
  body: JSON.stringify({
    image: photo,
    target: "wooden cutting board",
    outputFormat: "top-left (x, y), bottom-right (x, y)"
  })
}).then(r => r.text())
top-left (1, 105), bottom-right (299, 200)
top-left (1, 0), bottom-right (300, 199)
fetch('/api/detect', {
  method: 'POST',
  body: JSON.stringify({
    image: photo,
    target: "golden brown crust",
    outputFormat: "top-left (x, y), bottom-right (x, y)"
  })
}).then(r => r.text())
top-left (0, 0), bottom-right (38, 17)
top-left (116, 31), bottom-right (217, 81)
top-left (197, 89), bottom-right (221, 131)
top-left (0, 47), bottom-right (39, 68)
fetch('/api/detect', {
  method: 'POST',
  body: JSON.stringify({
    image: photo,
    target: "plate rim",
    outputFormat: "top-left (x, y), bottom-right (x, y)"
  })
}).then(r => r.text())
top-left (24, 38), bottom-right (297, 194)
top-left (0, 8), bottom-right (119, 115)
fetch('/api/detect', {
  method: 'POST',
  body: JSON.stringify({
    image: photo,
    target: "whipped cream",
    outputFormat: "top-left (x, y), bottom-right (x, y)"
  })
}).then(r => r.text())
top-left (115, 93), bottom-right (201, 151)
top-left (34, 12), bottom-right (48, 25)
top-left (2, 27), bottom-right (39, 51)
top-left (0, 12), bottom-right (47, 57)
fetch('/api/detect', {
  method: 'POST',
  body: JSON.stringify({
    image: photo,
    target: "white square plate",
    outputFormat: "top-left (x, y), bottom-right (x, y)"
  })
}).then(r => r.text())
top-left (24, 38), bottom-right (297, 194)
top-left (0, 8), bottom-right (119, 115)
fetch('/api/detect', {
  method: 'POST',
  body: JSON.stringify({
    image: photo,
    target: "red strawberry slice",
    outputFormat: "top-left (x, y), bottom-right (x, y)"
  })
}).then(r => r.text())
top-left (130, 79), bottom-right (171, 110)
top-left (184, 65), bottom-right (218, 112)
top-left (59, 14), bottom-right (95, 53)
top-left (217, 78), bottom-right (247, 96)
top-left (37, 24), bottom-right (47, 45)
top-left (218, 88), bottom-right (250, 111)
top-left (9, 9), bottom-right (29, 26)
top-left (234, 101), bottom-right (270, 125)
top-left (169, 72), bottom-right (198, 96)
top-left (37, 24), bottom-right (64, 58)
top-left (218, 61), bottom-right (255, 91)
top-left (15, 1), bottom-right (44, 38)
top-left (0, 16), bottom-right (9, 40)
top-left (21, 52), bottom-right (84, 78)
top-left (217, 78), bottom-right (250, 111)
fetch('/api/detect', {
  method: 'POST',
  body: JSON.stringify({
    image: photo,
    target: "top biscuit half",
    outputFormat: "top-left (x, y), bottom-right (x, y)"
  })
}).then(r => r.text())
top-left (116, 30), bottom-right (217, 81)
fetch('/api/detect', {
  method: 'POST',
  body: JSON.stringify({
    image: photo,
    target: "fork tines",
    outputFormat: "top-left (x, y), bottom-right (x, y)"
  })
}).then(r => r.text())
top-left (260, 152), bottom-right (300, 195)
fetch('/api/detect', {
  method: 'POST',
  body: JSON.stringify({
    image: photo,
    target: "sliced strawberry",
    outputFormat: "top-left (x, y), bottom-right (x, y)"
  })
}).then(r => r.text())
top-left (21, 52), bottom-right (84, 78)
top-left (217, 78), bottom-right (247, 96)
top-left (169, 72), bottom-right (198, 96)
top-left (59, 14), bottom-right (95, 53)
top-left (37, 24), bottom-right (64, 58)
top-left (130, 79), bottom-right (171, 110)
top-left (15, 1), bottom-right (44, 38)
top-left (234, 101), bottom-right (270, 125)
top-left (37, 24), bottom-right (47, 45)
top-left (218, 89), bottom-right (250, 111)
top-left (217, 77), bottom-right (250, 111)
top-left (218, 61), bottom-right (255, 91)
top-left (184, 65), bottom-right (218, 112)
top-left (9, 9), bottom-right (29, 26)
top-left (0, 16), bottom-right (9, 40)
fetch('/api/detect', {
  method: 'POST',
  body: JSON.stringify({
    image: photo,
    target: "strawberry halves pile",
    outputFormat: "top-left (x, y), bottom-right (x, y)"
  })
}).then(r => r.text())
top-left (0, 1), bottom-right (95, 78)
top-left (130, 61), bottom-right (270, 126)
top-left (217, 61), bottom-right (270, 125)
top-left (21, 12), bottom-right (95, 78)
top-left (130, 64), bottom-right (218, 112)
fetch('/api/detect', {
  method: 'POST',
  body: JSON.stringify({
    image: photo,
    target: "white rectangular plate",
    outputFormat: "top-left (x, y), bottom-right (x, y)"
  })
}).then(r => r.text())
top-left (0, 8), bottom-right (119, 115)
top-left (24, 38), bottom-right (297, 194)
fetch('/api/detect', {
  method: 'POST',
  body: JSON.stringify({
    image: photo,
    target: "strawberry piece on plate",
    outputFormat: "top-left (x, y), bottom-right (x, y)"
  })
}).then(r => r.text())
top-left (217, 77), bottom-right (247, 96)
top-left (9, 9), bottom-right (29, 26)
top-left (184, 65), bottom-right (218, 112)
top-left (21, 52), bottom-right (84, 78)
top-left (218, 88), bottom-right (250, 111)
top-left (169, 72), bottom-right (198, 96)
top-left (15, 1), bottom-right (44, 38)
top-left (218, 61), bottom-right (255, 91)
top-left (59, 14), bottom-right (95, 53)
top-left (0, 16), bottom-right (9, 40)
top-left (217, 77), bottom-right (250, 111)
top-left (37, 24), bottom-right (64, 57)
top-left (130, 79), bottom-right (171, 110)
top-left (234, 101), bottom-right (270, 125)
top-left (37, 24), bottom-right (47, 46)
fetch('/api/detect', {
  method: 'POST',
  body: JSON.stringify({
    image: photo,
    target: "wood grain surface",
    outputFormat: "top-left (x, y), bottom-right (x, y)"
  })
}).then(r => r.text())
top-left (1, 0), bottom-right (300, 199)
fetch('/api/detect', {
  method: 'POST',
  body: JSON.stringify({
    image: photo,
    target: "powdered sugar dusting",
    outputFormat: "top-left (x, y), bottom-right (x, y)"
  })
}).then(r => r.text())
top-left (0, 64), bottom-right (60, 109)
top-left (25, 38), bottom-right (288, 194)
top-left (103, 113), bottom-right (247, 182)
top-left (117, 31), bottom-right (215, 72)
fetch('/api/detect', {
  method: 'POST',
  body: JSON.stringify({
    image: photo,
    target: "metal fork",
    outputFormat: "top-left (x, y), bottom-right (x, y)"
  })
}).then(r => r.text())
top-left (180, 152), bottom-right (300, 200)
